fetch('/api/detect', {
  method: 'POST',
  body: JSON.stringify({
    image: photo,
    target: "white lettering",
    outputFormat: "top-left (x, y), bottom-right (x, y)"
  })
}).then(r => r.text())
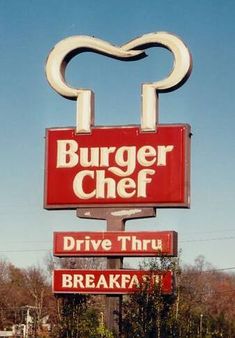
top-left (62, 274), bottom-right (73, 288)
top-left (152, 239), bottom-right (163, 252)
top-left (57, 140), bottom-right (175, 201)
top-left (84, 236), bottom-right (91, 251)
top-left (137, 145), bottom-right (156, 166)
top-left (60, 272), bottom-right (164, 291)
top-left (86, 274), bottom-right (95, 288)
top-left (109, 274), bottom-right (120, 288)
top-left (129, 274), bottom-right (140, 288)
top-left (57, 140), bottom-right (78, 168)
top-left (73, 274), bottom-right (84, 288)
top-left (63, 236), bottom-right (75, 251)
top-left (109, 146), bottom-right (136, 176)
top-left (100, 147), bottom-right (116, 166)
top-left (102, 239), bottom-right (112, 251)
top-left (73, 170), bottom-right (96, 199)
top-left (96, 274), bottom-right (108, 288)
top-left (131, 236), bottom-right (142, 250)
top-left (76, 239), bottom-right (85, 251)
top-left (157, 145), bottom-right (174, 166)
top-left (80, 147), bottom-right (99, 167)
top-left (96, 170), bottom-right (116, 198)
top-left (142, 239), bottom-right (151, 250)
top-left (121, 274), bottom-right (131, 288)
top-left (117, 178), bottom-right (136, 198)
top-left (62, 236), bottom-right (113, 252)
top-left (137, 169), bottom-right (155, 197)
top-left (117, 236), bottom-right (131, 251)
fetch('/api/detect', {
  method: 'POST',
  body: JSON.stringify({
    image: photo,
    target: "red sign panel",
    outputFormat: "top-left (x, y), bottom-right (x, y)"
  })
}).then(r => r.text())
top-left (44, 125), bottom-right (190, 209)
top-left (53, 269), bottom-right (173, 294)
top-left (53, 231), bottom-right (177, 257)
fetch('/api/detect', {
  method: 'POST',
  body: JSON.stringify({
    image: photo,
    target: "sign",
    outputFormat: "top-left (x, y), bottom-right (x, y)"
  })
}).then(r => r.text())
top-left (54, 231), bottom-right (177, 257)
top-left (45, 32), bottom-right (192, 333)
top-left (53, 269), bottom-right (173, 294)
top-left (45, 32), bottom-right (192, 133)
top-left (45, 125), bottom-right (190, 209)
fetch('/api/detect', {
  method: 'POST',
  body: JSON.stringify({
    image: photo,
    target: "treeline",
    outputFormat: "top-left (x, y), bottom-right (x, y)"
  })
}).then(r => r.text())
top-left (0, 255), bottom-right (235, 337)
top-left (122, 256), bottom-right (235, 337)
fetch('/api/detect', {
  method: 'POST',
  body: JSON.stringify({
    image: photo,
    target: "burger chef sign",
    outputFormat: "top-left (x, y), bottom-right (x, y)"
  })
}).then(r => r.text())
top-left (44, 32), bottom-right (192, 209)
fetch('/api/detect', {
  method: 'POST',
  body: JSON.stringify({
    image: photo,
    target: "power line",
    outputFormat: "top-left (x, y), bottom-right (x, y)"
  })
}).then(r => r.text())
top-left (0, 234), bottom-right (235, 246)
top-left (0, 235), bottom-right (235, 253)
top-left (180, 236), bottom-right (235, 243)
top-left (184, 267), bottom-right (235, 273)
top-left (0, 249), bottom-right (51, 253)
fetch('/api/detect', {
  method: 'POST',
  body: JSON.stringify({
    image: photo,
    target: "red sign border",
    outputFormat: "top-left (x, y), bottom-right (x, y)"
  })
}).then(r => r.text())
top-left (53, 231), bottom-right (178, 257)
top-left (52, 269), bottom-right (174, 295)
top-left (44, 124), bottom-right (191, 209)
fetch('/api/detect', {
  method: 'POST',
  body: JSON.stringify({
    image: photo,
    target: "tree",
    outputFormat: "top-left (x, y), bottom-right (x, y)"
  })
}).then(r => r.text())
top-left (23, 265), bottom-right (51, 336)
top-left (48, 255), bottom-right (113, 337)
top-left (0, 260), bottom-right (31, 329)
top-left (122, 257), bottom-right (177, 338)
top-left (176, 255), bottom-right (235, 337)
top-left (121, 255), bottom-right (235, 338)
top-left (0, 258), bottom-right (52, 336)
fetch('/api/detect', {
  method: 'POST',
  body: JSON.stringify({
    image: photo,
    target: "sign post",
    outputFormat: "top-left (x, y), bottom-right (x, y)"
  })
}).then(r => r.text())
top-left (44, 31), bottom-right (192, 336)
top-left (77, 207), bottom-right (156, 331)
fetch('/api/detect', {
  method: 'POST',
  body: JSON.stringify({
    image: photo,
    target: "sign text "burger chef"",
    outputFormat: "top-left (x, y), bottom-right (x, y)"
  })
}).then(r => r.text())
top-left (56, 140), bottom-right (174, 199)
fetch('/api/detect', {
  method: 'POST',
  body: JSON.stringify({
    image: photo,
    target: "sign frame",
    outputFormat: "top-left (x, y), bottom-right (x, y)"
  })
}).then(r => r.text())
top-left (53, 231), bottom-right (178, 257)
top-left (44, 124), bottom-right (191, 209)
top-left (53, 269), bottom-right (174, 295)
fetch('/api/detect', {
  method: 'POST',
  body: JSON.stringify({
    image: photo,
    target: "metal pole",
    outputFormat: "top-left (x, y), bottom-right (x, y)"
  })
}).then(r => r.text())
top-left (200, 313), bottom-right (203, 338)
top-left (105, 214), bottom-right (125, 336)
top-left (77, 207), bottom-right (156, 337)
top-left (25, 307), bottom-right (30, 338)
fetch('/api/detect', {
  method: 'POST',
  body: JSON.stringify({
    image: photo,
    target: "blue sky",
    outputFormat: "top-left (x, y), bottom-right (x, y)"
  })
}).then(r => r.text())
top-left (0, 0), bottom-right (235, 270)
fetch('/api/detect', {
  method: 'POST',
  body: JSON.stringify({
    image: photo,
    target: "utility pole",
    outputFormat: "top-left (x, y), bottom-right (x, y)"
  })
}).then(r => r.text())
top-left (22, 305), bottom-right (38, 338)
top-left (200, 313), bottom-right (203, 338)
top-left (25, 307), bottom-right (30, 338)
